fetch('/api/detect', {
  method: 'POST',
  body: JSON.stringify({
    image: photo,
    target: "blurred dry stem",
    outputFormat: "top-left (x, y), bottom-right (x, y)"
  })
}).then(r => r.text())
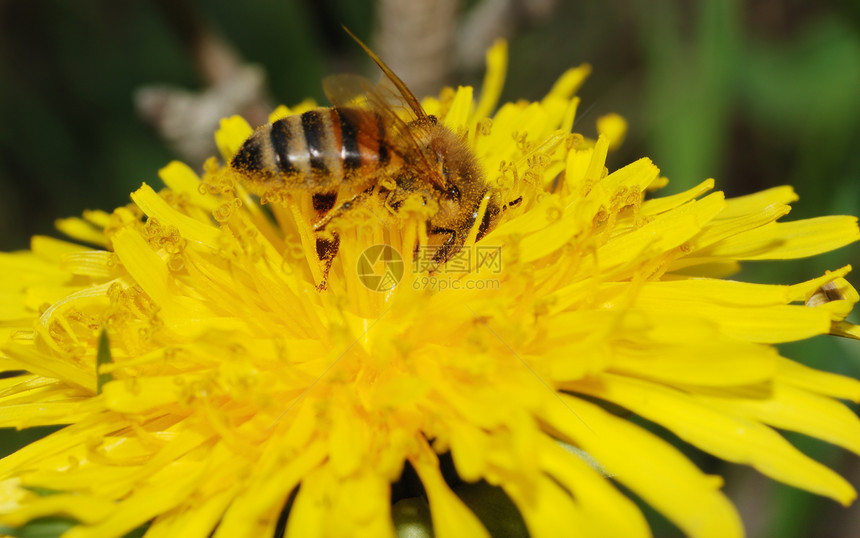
top-left (457, 0), bottom-right (558, 70)
top-left (375, 0), bottom-right (559, 95)
top-left (135, 0), bottom-right (272, 165)
top-left (134, 0), bottom-right (562, 165)
top-left (375, 0), bottom-right (458, 98)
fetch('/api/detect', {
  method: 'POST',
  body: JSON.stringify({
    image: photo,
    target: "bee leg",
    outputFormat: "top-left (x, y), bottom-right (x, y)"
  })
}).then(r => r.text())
top-left (312, 191), bottom-right (338, 220)
top-left (376, 178), bottom-right (400, 215)
top-left (429, 227), bottom-right (460, 266)
top-left (314, 233), bottom-right (340, 291)
top-left (312, 188), bottom-right (374, 290)
top-left (313, 188), bottom-right (374, 233)
top-left (311, 190), bottom-right (340, 289)
top-left (383, 190), bottom-right (398, 214)
top-left (504, 196), bottom-right (523, 210)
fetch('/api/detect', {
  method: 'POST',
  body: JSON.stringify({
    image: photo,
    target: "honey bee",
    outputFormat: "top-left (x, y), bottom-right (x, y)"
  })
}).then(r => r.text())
top-left (230, 29), bottom-right (516, 288)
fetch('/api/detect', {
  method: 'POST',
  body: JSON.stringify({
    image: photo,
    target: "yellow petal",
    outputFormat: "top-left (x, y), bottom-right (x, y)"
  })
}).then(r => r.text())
top-left (583, 134), bottom-right (610, 186)
top-left (410, 439), bottom-right (489, 538)
top-left (0, 251), bottom-right (69, 292)
top-left (0, 400), bottom-right (94, 428)
top-left (145, 486), bottom-right (237, 538)
top-left (502, 472), bottom-right (587, 537)
top-left (685, 203), bottom-right (791, 256)
top-left (448, 421), bottom-right (489, 482)
top-left (633, 293), bottom-right (831, 343)
top-left (288, 98), bottom-right (318, 115)
top-left (130, 183), bottom-right (221, 248)
top-left (214, 115), bottom-right (253, 161)
top-left (0, 494), bottom-right (115, 526)
top-left (59, 251), bottom-right (115, 278)
top-left (669, 260), bottom-right (742, 278)
top-left (328, 472), bottom-right (395, 538)
top-left (442, 86), bottom-right (474, 132)
top-left (717, 185), bottom-right (798, 220)
top-left (777, 357), bottom-right (860, 401)
top-left (542, 394), bottom-right (743, 538)
top-left (54, 217), bottom-right (108, 247)
top-left (596, 113), bottom-right (627, 151)
top-left (0, 414), bottom-right (126, 480)
top-left (577, 374), bottom-right (857, 505)
top-left (110, 228), bottom-right (171, 306)
top-left (700, 381), bottom-right (860, 457)
top-left (63, 458), bottom-right (210, 538)
top-left (598, 192), bottom-right (725, 271)
top-left (329, 403), bottom-right (367, 477)
top-left (102, 376), bottom-right (187, 414)
top-left (559, 96), bottom-right (580, 134)
top-left (217, 440), bottom-right (326, 538)
top-left (609, 337), bottom-right (778, 386)
top-left (285, 466), bottom-right (328, 538)
top-left (641, 178), bottom-right (715, 216)
top-left (158, 161), bottom-right (220, 212)
top-left (31, 235), bottom-right (90, 261)
top-left (700, 216), bottom-right (860, 260)
top-left (2, 341), bottom-right (95, 393)
top-left (472, 39), bottom-right (507, 122)
top-left (639, 277), bottom-right (793, 306)
top-left (268, 104), bottom-right (291, 122)
top-left (539, 437), bottom-right (650, 537)
top-left (82, 209), bottom-right (112, 229)
top-left (541, 64), bottom-right (591, 104)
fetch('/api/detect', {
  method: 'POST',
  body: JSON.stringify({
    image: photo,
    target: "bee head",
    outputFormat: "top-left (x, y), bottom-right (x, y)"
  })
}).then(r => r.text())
top-left (418, 126), bottom-right (489, 264)
top-left (425, 128), bottom-right (484, 226)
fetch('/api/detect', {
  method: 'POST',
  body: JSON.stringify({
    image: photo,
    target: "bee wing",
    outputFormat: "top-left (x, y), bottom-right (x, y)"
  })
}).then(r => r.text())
top-left (322, 72), bottom-right (446, 189)
top-left (322, 74), bottom-right (419, 126)
top-left (323, 74), bottom-right (418, 122)
top-left (342, 26), bottom-right (429, 122)
top-left (322, 73), bottom-right (378, 110)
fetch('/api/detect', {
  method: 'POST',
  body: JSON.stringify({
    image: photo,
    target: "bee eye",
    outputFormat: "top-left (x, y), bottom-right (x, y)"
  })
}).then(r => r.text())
top-left (447, 184), bottom-right (460, 201)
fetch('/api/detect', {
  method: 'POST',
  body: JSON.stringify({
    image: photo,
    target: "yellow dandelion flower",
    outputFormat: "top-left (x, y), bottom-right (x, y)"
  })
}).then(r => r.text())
top-left (2, 40), bottom-right (860, 538)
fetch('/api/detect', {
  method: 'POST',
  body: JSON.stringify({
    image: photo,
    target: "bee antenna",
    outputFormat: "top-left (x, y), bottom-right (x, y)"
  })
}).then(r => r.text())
top-left (571, 100), bottom-right (599, 132)
top-left (341, 25), bottom-right (428, 121)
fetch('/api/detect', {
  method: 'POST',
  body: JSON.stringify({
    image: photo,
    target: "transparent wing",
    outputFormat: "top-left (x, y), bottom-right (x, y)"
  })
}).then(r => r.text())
top-left (322, 74), bottom-right (377, 110)
top-left (342, 26), bottom-right (428, 122)
top-left (321, 68), bottom-right (444, 188)
top-left (323, 73), bottom-right (419, 124)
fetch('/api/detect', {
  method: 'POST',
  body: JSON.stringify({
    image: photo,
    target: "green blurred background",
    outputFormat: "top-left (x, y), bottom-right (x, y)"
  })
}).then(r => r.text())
top-left (1, 0), bottom-right (859, 536)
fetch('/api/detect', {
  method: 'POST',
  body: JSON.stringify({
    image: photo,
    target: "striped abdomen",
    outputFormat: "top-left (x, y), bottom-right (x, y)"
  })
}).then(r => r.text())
top-left (230, 107), bottom-right (394, 195)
